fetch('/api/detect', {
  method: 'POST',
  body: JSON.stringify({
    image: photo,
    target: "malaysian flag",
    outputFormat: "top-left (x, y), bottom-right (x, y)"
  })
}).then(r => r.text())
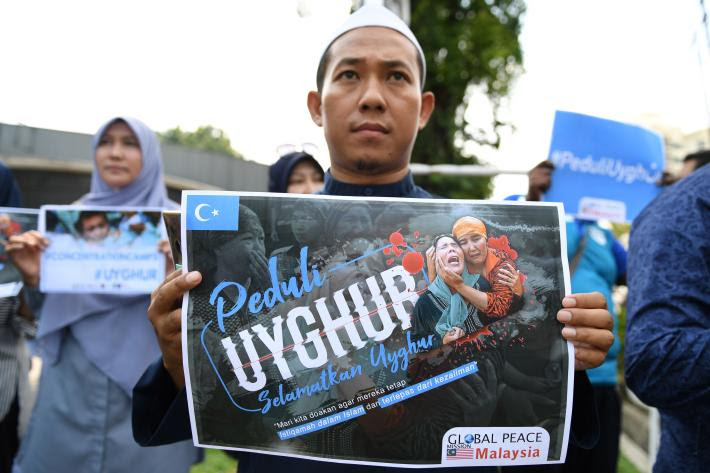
top-left (446, 448), bottom-right (474, 460)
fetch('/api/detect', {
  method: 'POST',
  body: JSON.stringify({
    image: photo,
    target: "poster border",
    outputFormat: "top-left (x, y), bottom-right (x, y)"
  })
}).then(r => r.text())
top-left (38, 204), bottom-right (167, 294)
top-left (180, 190), bottom-right (575, 468)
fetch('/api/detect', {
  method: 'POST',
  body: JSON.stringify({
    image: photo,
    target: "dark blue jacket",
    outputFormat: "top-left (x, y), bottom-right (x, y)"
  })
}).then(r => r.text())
top-left (625, 165), bottom-right (710, 473)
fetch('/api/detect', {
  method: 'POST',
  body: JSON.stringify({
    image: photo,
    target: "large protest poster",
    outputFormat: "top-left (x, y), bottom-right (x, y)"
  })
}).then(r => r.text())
top-left (39, 206), bottom-right (166, 293)
top-left (545, 110), bottom-right (665, 222)
top-left (0, 207), bottom-right (39, 297)
top-left (181, 191), bottom-right (574, 468)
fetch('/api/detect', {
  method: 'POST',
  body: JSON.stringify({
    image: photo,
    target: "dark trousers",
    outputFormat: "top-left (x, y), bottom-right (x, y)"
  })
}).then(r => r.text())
top-left (0, 395), bottom-right (19, 473)
top-left (562, 385), bottom-right (621, 473)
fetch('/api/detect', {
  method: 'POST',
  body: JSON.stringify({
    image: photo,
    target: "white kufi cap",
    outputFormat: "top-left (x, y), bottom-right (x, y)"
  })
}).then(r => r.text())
top-left (317, 3), bottom-right (426, 88)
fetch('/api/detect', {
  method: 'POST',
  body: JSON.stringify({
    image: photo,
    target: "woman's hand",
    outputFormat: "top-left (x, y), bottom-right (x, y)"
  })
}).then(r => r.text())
top-left (443, 327), bottom-right (465, 344)
top-left (497, 263), bottom-right (519, 289)
top-left (425, 246), bottom-right (436, 283)
top-left (435, 254), bottom-right (464, 291)
top-left (425, 246), bottom-right (435, 270)
top-left (4, 230), bottom-right (48, 287)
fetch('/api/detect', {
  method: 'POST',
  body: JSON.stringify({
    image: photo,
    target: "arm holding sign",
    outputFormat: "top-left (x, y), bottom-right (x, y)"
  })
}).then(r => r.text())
top-left (5, 230), bottom-right (48, 288)
top-left (133, 269), bottom-right (201, 445)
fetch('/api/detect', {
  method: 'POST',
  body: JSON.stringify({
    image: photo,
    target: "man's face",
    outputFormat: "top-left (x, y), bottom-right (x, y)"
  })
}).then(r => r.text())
top-left (435, 236), bottom-right (464, 275)
top-left (81, 215), bottom-right (110, 242)
top-left (457, 232), bottom-right (488, 266)
top-left (308, 27), bottom-right (434, 179)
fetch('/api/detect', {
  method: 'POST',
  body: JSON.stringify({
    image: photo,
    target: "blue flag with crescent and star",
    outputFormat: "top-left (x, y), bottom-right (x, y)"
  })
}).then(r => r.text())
top-left (186, 194), bottom-right (240, 231)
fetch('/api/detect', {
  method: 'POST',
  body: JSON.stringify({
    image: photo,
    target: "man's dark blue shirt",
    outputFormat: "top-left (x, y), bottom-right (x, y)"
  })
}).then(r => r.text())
top-left (625, 165), bottom-right (710, 473)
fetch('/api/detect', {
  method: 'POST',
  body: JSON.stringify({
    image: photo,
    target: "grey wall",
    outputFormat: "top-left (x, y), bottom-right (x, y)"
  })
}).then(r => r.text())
top-left (0, 122), bottom-right (269, 208)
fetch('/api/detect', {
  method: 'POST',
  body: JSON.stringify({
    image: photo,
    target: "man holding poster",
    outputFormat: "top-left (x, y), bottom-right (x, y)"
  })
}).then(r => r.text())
top-left (134, 4), bottom-right (614, 472)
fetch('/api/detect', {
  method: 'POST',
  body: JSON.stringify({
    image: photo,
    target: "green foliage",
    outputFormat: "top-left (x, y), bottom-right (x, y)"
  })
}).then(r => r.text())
top-left (618, 454), bottom-right (642, 473)
top-left (410, 0), bottom-right (525, 198)
top-left (160, 126), bottom-right (243, 159)
top-left (190, 449), bottom-right (237, 473)
top-left (617, 303), bottom-right (627, 384)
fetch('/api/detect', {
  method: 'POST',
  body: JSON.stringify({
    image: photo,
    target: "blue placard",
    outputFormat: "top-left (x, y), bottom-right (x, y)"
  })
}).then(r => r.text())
top-left (186, 194), bottom-right (240, 231)
top-left (544, 111), bottom-right (664, 222)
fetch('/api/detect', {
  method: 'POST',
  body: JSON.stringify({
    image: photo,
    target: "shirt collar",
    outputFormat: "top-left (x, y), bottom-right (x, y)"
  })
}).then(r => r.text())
top-left (321, 170), bottom-right (417, 198)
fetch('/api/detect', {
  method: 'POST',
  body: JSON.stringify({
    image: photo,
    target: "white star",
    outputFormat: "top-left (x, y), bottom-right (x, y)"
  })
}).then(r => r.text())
top-left (212, 209), bottom-right (219, 217)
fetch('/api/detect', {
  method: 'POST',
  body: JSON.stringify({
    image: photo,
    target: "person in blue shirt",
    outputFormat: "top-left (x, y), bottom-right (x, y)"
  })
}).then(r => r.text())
top-left (133, 5), bottom-right (615, 472)
top-left (507, 160), bottom-right (628, 473)
top-left (7, 117), bottom-right (198, 473)
top-left (625, 164), bottom-right (709, 473)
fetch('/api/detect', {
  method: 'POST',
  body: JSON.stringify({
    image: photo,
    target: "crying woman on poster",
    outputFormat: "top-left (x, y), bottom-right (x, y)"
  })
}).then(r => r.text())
top-left (412, 235), bottom-right (486, 347)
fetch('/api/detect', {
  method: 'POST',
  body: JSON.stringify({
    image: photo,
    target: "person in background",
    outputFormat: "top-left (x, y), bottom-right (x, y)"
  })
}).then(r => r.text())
top-left (625, 164), bottom-right (709, 473)
top-left (0, 163), bottom-right (22, 209)
top-left (267, 150), bottom-right (325, 249)
top-left (657, 149), bottom-right (709, 186)
top-left (6, 117), bottom-right (198, 473)
top-left (509, 160), bottom-right (627, 473)
top-left (134, 5), bottom-right (615, 473)
top-left (0, 165), bottom-right (32, 473)
top-left (676, 149), bottom-right (709, 180)
top-left (268, 150), bottom-right (325, 194)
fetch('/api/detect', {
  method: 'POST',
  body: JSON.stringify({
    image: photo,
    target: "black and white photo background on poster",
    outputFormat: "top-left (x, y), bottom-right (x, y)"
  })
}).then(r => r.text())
top-left (181, 191), bottom-right (574, 468)
top-left (39, 206), bottom-right (166, 294)
top-left (0, 207), bottom-right (39, 297)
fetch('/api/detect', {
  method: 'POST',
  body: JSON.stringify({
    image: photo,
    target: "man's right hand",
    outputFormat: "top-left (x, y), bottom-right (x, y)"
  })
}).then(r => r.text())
top-left (148, 269), bottom-right (202, 389)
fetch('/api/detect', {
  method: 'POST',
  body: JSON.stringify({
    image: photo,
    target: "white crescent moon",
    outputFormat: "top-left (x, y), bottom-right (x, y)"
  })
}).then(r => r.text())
top-left (194, 203), bottom-right (211, 222)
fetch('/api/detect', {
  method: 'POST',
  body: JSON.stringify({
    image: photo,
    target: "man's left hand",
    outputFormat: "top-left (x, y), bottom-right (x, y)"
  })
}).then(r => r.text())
top-left (556, 292), bottom-right (614, 371)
